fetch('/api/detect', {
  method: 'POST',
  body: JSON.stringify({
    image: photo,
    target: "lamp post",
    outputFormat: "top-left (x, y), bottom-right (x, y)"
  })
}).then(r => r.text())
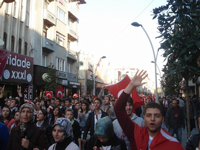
top-left (93, 56), bottom-right (106, 95)
top-left (151, 61), bottom-right (161, 79)
top-left (131, 22), bottom-right (158, 103)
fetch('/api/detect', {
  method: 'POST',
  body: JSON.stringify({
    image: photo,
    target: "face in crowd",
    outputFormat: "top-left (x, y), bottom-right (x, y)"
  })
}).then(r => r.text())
top-left (144, 107), bottom-right (163, 136)
top-left (94, 99), bottom-right (101, 110)
top-left (20, 107), bottom-right (32, 124)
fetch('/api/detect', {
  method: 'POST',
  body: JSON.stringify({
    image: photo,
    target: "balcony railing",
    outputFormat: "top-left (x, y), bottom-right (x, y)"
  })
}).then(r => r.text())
top-left (68, 2), bottom-right (79, 19)
top-left (42, 38), bottom-right (56, 52)
top-left (67, 49), bottom-right (77, 61)
top-left (43, 9), bottom-right (56, 26)
top-left (68, 28), bottom-right (78, 41)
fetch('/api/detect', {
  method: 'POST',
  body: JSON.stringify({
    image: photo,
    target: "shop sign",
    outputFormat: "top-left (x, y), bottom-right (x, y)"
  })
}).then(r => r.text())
top-left (56, 71), bottom-right (67, 79)
top-left (68, 81), bottom-right (81, 88)
top-left (2, 51), bottom-right (33, 83)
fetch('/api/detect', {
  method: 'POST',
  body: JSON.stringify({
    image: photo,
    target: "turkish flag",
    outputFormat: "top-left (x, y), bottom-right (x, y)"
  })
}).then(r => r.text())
top-left (45, 91), bottom-right (53, 99)
top-left (55, 85), bottom-right (63, 98)
top-left (105, 75), bottom-right (144, 109)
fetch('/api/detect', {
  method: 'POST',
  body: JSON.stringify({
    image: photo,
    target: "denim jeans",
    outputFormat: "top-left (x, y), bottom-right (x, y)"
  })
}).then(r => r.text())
top-left (169, 127), bottom-right (182, 143)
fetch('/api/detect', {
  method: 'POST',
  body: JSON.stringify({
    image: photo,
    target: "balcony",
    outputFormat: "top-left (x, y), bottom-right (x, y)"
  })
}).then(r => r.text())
top-left (42, 38), bottom-right (56, 52)
top-left (68, 28), bottom-right (78, 41)
top-left (43, 9), bottom-right (56, 27)
top-left (67, 49), bottom-right (77, 61)
top-left (68, 2), bottom-right (79, 19)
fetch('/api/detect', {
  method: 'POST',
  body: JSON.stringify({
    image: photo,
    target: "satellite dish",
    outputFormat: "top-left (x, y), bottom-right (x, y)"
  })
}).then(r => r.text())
top-left (0, 39), bottom-right (4, 46)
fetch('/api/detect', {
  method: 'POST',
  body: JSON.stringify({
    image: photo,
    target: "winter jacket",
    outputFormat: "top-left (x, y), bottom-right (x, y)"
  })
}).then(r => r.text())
top-left (0, 122), bottom-right (9, 150)
top-left (113, 113), bottom-right (145, 150)
top-left (185, 133), bottom-right (200, 150)
top-left (114, 91), bottom-right (184, 150)
top-left (83, 109), bottom-right (108, 140)
top-left (165, 107), bottom-right (185, 128)
top-left (7, 122), bottom-right (50, 150)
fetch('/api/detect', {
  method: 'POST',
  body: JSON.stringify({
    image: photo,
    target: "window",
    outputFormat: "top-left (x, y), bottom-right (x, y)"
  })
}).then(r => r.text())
top-left (3, 32), bottom-right (7, 49)
top-left (11, 36), bottom-right (15, 52)
top-left (6, 3), bottom-right (12, 15)
top-left (57, 7), bottom-right (66, 23)
top-left (67, 63), bottom-right (71, 73)
top-left (43, 28), bottom-right (47, 38)
top-left (42, 55), bottom-right (47, 67)
top-left (14, 2), bottom-right (18, 18)
top-left (56, 58), bottom-right (65, 71)
top-left (18, 38), bottom-right (22, 54)
top-left (25, 12), bottom-right (29, 26)
top-left (24, 42), bottom-right (27, 55)
top-left (56, 32), bottom-right (65, 46)
top-left (20, 0), bottom-right (25, 21)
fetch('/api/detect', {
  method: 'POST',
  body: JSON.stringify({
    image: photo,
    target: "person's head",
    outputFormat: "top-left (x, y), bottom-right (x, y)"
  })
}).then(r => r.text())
top-left (104, 95), bottom-right (111, 105)
top-left (47, 99), bottom-right (51, 106)
top-left (126, 97), bottom-right (133, 116)
top-left (81, 101), bottom-right (89, 112)
top-left (10, 99), bottom-right (19, 109)
top-left (74, 99), bottom-right (79, 105)
top-left (80, 97), bottom-right (84, 102)
top-left (95, 116), bottom-right (114, 143)
top-left (71, 98), bottom-right (75, 105)
top-left (143, 103), bottom-right (164, 136)
top-left (102, 96), bottom-right (107, 105)
top-left (40, 99), bottom-right (45, 107)
top-left (14, 111), bottom-right (20, 122)
top-left (51, 98), bottom-right (55, 104)
top-left (52, 118), bottom-right (73, 142)
top-left (35, 100), bottom-right (41, 108)
top-left (60, 100), bottom-right (65, 108)
top-left (172, 100), bottom-right (179, 109)
top-left (75, 102), bottom-right (81, 111)
top-left (1, 105), bottom-right (12, 120)
top-left (65, 109), bottom-right (74, 121)
top-left (111, 97), bottom-right (116, 106)
top-left (93, 98), bottom-right (102, 110)
top-left (37, 109), bottom-right (47, 122)
top-left (19, 103), bottom-right (34, 124)
top-left (55, 98), bottom-right (61, 106)
top-left (89, 104), bottom-right (94, 112)
top-left (65, 98), bottom-right (71, 107)
top-left (6, 99), bottom-right (11, 107)
top-left (144, 98), bottom-right (152, 105)
top-left (52, 106), bottom-right (62, 117)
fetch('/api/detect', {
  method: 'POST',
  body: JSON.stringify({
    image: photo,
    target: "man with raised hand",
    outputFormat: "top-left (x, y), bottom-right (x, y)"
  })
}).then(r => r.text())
top-left (114, 70), bottom-right (184, 150)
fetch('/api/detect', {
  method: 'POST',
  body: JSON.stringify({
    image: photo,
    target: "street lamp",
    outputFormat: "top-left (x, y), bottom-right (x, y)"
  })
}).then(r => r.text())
top-left (151, 61), bottom-right (162, 79)
top-left (131, 22), bottom-right (158, 103)
top-left (93, 56), bottom-right (106, 95)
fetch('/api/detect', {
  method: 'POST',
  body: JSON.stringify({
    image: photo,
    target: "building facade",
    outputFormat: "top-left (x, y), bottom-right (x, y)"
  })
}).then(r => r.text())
top-left (0, 0), bottom-right (86, 99)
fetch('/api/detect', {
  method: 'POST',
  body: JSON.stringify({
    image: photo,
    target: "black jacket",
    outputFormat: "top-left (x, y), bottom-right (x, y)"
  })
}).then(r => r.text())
top-left (83, 110), bottom-right (108, 140)
top-left (86, 134), bottom-right (127, 150)
top-left (185, 133), bottom-right (200, 150)
top-left (165, 106), bottom-right (185, 128)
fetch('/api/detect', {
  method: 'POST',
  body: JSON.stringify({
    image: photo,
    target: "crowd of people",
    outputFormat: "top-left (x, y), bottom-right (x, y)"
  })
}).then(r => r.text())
top-left (0, 70), bottom-right (200, 150)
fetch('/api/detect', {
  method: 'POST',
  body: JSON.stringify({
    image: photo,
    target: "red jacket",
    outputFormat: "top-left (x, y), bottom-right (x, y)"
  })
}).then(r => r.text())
top-left (114, 91), bottom-right (184, 150)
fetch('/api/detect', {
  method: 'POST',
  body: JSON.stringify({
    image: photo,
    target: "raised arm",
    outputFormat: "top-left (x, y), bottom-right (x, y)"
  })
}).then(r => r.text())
top-left (114, 70), bottom-right (147, 149)
top-left (17, 85), bottom-right (24, 107)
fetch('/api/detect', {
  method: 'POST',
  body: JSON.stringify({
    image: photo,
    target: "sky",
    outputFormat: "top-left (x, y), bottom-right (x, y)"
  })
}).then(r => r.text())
top-left (79, 0), bottom-right (168, 88)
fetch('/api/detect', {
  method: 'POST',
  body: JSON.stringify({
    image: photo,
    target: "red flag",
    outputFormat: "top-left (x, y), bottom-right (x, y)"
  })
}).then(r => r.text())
top-left (55, 85), bottom-right (63, 98)
top-left (105, 75), bottom-right (144, 109)
top-left (45, 91), bottom-right (53, 99)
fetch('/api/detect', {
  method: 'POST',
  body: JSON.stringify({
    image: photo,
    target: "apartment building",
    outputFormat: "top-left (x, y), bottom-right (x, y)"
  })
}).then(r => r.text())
top-left (0, 0), bottom-right (86, 99)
